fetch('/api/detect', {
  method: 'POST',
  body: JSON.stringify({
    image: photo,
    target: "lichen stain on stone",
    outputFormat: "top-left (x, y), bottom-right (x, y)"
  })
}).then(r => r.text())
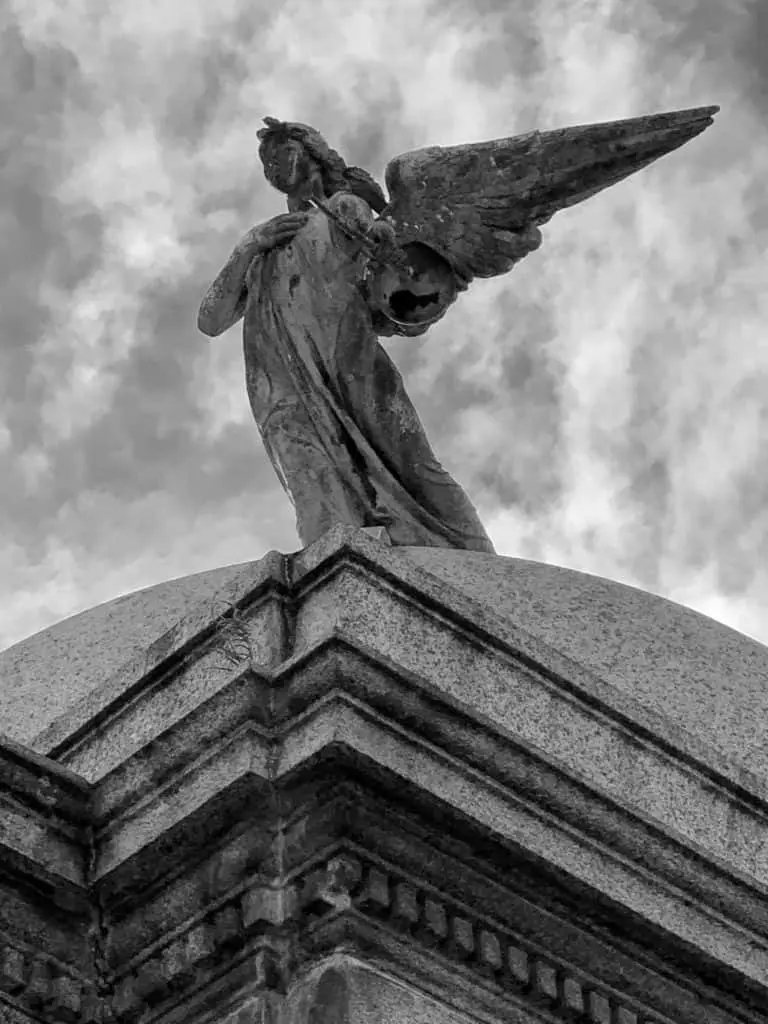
top-left (147, 622), bottom-right (180, 662)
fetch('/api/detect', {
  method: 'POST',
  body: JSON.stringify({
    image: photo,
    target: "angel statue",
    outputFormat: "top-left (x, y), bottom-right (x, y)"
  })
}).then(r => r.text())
top-left (198, 105), bottom-right (718, 554)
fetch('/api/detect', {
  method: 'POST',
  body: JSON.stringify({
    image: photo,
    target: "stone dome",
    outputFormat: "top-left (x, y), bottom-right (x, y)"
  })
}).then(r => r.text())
top-left (1, 546), bottom-right (767, 788)
top-left (0, 561), bottom-right (255, 748)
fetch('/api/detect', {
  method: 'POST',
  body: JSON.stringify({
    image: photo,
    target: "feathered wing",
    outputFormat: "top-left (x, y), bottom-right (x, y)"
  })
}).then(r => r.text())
top-left (380, 105), bottom-right (719, 288)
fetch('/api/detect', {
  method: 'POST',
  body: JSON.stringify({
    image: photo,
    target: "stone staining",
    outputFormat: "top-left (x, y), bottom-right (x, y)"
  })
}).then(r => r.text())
top-left (198, 107), bottom-right (718, 553)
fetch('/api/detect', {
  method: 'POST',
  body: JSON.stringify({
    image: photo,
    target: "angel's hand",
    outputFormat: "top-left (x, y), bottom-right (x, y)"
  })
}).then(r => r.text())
top-left (238, 212), bottom-right (309, 256)
top-left (367, 220), bottom-right (397, 248)
top-left (486, 224), bottom-right (543, 275)
top-left (366, 220), bottom-right (410, 271)
top-left (502, 224), bottom-right (543, 257)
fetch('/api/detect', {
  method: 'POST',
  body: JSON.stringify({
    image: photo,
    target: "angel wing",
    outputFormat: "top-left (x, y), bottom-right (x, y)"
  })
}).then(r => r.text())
top-left (380, 105), bottom-right (719, 288)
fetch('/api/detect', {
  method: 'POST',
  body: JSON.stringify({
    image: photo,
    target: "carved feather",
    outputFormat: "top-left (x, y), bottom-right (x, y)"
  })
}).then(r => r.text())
top-left (381, 105), bottom-right (719, 287)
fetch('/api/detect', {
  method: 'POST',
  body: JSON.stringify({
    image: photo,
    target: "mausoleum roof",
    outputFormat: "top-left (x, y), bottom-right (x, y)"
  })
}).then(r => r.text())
top-left (1, 546), bottom-right (767, 788)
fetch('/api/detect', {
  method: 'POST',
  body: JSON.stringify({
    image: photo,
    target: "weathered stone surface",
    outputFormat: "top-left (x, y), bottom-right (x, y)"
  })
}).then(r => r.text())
top-left (1, 525), bottom-right (765, 1024)
top-left (225, 186), bottom-right (495, 553)
top-left (395, 547), bottom-right (768, 790)
top-left (0, 559), bottom-right (277, 745)
top-left (0, 732), bottom-right (90, 891)
top-left (383, 105), bottom-right (719, 284)
top-left (283, 959), bottom-right (482, 1023)
top-left (7, 527), bottom-right (766, 796)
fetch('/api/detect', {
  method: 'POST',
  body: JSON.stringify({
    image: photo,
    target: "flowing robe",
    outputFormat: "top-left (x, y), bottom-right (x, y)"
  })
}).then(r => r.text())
top-left (242, 191), bottom-right (495, 553)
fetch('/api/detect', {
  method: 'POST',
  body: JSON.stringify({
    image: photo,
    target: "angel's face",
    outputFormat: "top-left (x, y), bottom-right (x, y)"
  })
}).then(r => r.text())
top-left (262, 139), bottom-right (323, 210)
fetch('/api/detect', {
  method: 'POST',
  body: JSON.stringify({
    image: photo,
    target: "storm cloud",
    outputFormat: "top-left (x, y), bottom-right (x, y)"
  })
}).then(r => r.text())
top-left (1, 0), bottom-right (766, 648)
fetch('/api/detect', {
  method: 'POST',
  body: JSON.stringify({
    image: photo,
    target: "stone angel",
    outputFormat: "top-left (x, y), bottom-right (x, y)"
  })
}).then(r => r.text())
top-left (197, 106), bottom-right (718, 553)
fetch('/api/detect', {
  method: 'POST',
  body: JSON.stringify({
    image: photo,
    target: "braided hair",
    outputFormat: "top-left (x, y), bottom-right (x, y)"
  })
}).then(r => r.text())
top-left (257, 117), bottom-right (388, 214)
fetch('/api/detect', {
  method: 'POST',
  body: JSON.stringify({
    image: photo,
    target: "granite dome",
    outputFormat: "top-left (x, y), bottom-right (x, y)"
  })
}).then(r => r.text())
top-left (1, 546), bottom-right (767, 788)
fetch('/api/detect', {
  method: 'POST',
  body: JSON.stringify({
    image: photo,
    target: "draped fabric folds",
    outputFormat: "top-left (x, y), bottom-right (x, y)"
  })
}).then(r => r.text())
top-left (241, 193), bottom-right (495, 553)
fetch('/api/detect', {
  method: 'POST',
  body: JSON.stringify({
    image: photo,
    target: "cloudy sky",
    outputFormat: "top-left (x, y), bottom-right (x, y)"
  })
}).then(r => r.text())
top-left (1, 0), bottom-right (766, 653)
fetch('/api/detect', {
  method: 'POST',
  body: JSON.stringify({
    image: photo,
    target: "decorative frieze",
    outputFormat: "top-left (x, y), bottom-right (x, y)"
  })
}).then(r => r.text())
top-left (0, 845), bottom-right (663, 1024)
top-left (293, 853), bottom-right (653, 1024)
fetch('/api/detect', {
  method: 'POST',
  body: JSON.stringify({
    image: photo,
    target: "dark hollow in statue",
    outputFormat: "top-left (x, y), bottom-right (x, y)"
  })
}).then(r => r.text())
top-left (198, 106), bottom-right (718, 553)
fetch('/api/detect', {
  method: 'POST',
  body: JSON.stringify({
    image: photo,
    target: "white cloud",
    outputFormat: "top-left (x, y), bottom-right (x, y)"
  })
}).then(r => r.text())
top-left (1, 0), bottom-right (767, 659)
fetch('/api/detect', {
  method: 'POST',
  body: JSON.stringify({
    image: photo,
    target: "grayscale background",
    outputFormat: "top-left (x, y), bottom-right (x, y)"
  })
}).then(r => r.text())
top-left (1, 0), bottom-right (765, 648)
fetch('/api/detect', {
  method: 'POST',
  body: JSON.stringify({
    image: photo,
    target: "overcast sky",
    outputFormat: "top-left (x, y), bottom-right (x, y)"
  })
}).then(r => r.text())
top-left (1, 0), bottom-right (767, 653)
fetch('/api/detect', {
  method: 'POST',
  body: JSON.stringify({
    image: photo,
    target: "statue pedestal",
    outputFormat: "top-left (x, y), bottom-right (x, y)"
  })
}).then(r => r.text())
top-left (0, 525), bottom-right (765, 1023)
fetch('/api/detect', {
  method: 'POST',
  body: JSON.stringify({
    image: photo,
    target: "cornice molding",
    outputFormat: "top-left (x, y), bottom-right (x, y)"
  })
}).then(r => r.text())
top-left (0, 527), bottom-right (765, 1023)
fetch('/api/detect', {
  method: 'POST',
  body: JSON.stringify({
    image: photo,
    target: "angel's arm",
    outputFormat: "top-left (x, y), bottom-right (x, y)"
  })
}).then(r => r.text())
top-left (198, 212), bottom-right (308, 336)
top-left (197, 245), bottom-right (252, 337)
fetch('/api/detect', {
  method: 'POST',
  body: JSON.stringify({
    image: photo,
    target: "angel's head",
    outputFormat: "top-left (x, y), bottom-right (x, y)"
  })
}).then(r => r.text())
top-left (257, 117), bottom-right (387, 214)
